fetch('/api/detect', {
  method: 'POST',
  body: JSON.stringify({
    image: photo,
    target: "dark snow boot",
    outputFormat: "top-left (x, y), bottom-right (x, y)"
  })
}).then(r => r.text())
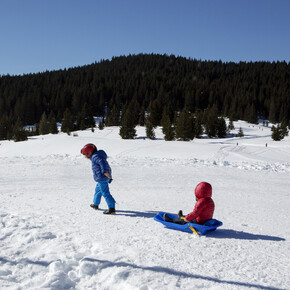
top-left (103, 208), bottom-right (116, 215)
top-left (90, 204), bottom-right (99, 210)
top-left (164, 213), bottom-right (187, 225)
top-left (163, 213), bottom-right (173, 222)
top-left (178, 210), bottom-right (184, 218)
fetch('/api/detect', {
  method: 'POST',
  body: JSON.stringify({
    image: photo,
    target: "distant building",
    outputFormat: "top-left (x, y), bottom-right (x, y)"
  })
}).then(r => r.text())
top-left (24, 125), bottom-right (37, 132)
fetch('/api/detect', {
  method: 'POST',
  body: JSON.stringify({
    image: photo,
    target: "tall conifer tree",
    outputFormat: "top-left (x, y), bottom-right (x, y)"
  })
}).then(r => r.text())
top-left (175, 108), bottom-right (194, 141)
top-left (161, 109), bottom-right (175, 141)
top-left (48, 112), bottom-right (58, 134)
top-left (61, 108), bottom-right (74, 135)
top-left (145, 118), bottom-right (155, 139)
top-left (107, 104), bottom-right (120, 126)
top-left (13, 118), bottom-right (27, 142)
top-left (39, 112), bottom-right (49, 135)
top-left (204, 105), bottom-right (219, 137)
top-left (119, 100), bottom-right (138, 139)
top-left (194, 111), bottom-right (203, 138)
top-left (217, 117), bottom-right (227, 138)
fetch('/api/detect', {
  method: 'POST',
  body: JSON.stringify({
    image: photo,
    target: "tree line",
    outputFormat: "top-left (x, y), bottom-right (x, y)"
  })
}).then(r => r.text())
top-left (0, 53), bottom-right (289, 141)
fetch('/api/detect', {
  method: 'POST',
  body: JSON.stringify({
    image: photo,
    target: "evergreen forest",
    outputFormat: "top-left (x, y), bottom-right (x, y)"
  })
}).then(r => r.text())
top-left (0, 53), bottom-right (289, 141)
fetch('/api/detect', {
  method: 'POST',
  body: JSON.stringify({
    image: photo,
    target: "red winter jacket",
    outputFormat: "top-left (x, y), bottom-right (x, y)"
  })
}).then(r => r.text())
top-left (185, 182), bottom-right (215, 224)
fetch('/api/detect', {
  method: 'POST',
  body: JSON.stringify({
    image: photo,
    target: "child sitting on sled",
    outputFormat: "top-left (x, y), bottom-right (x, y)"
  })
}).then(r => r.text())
top-left (164, 182), bottom-right (215, 225)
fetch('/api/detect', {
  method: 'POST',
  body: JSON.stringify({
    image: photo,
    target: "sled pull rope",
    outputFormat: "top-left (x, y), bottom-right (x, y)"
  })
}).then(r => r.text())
top-left (189, 226), bottom-right (199, 236)
top-left (180, 217), bottom-right (199, 235)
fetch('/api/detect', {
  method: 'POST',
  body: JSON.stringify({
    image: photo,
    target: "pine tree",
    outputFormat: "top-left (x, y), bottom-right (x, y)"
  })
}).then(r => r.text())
top-left (106, 104), bottom-right (120, 126)
top-left (147, 99), bottom-right (162, 127)
top-left (77, 112), bottom-right (85, 130)
top-left (13, 118), bottom-right (27, 142)
top-left (161, 113), bottom-right (175, 141)
top-left (119, 101), bottom-right (138, 139)
top-left (271, 125), bottom-right (282, 141)
top-left (39, 112), bottom-right (49, 135)
top-left (228, 118), bottom-right (235, 131)
top-left (61, 108), bottom-right (74, 135)
top-left (204, 105), bottom-right (219, 138)
top-left (194, 111), bottom-right (203, 138)
top-left (237, 127), bottom-right (244, 137)
top-left (281, 120), bottom-right (289, 137)
top-left (145, 118), bottom-right (155, 139)
top-left (175, 108), bottom-right (194, 141)
top-left (48, 112), bottom-right (58, 134)
top-left (81, 103), bottom-right (95, 129)
top-left (138, 109), bottom-right (145, 126)
top-left (98, 118), bottom-right (104, 130)
top-left (0, 114), bottom-right (11, 140)
top-left (217, 117), bottom-right (227, 138)
top-left (271, 124), bottom-right (288, 141)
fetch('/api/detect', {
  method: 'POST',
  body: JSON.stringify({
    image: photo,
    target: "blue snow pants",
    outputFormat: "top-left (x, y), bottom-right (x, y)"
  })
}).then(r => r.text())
top-left (93, 179), bottom-right (115, 209)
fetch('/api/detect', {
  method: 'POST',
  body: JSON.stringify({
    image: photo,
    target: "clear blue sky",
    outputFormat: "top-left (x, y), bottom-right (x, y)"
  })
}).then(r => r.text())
top-left (0, 0), bottom-right (289, 76)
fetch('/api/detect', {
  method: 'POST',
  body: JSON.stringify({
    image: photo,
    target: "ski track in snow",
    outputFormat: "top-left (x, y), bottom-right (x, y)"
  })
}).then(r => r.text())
top-left (1, 124), bottom-right (290, 289)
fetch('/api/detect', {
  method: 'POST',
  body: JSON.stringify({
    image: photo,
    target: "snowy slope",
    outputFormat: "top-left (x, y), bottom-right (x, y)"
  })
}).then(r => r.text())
top-left (0, 121), bottom-right (289, 290)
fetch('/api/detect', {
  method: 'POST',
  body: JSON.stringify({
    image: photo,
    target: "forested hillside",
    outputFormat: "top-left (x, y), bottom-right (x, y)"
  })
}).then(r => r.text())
top-left (0, 54), bottom-right (289, 139)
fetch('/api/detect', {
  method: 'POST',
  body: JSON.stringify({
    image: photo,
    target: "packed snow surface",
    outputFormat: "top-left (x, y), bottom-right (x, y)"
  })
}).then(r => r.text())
top-left (0, 121), bottom-right (289, 290)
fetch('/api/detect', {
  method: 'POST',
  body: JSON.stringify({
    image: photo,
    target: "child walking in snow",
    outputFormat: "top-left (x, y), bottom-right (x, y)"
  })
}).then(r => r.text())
top-left (81, 143), bottom-right (116, 214)
top-left (164, 181), bottom-right (215, 224)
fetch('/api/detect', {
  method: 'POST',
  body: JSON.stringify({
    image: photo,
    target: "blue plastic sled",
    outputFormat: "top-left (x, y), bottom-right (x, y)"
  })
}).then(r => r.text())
top-left (154, 212), bottom-right (223, 235)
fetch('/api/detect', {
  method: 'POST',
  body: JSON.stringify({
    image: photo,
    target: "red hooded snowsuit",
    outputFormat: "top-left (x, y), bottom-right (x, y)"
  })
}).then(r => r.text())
top-left (185, 182), bottom-right (215, 224)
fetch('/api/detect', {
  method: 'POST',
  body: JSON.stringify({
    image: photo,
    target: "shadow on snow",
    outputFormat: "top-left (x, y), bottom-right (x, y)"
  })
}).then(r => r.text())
top-left (206, 229), bottom-right (285, 241)
top-left (113, 209), bottom-right (158, 218)
top-left (81, 258), bottom-right (281, 290)
top-left (110, 211), bottom-right (285, 242)
top-left (0, 257), bottom-right (51, 267)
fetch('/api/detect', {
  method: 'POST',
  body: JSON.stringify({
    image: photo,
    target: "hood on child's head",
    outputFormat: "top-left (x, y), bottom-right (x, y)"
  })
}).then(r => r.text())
top-left (195, 182), bottom-right (212, 199)
top-left (96, 149), bottom-right (107, 159)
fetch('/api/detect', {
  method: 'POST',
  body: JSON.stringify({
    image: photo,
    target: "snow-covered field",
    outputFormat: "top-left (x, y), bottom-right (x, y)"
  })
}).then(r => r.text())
top-left (0, 121), bottom-right (289, 290)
